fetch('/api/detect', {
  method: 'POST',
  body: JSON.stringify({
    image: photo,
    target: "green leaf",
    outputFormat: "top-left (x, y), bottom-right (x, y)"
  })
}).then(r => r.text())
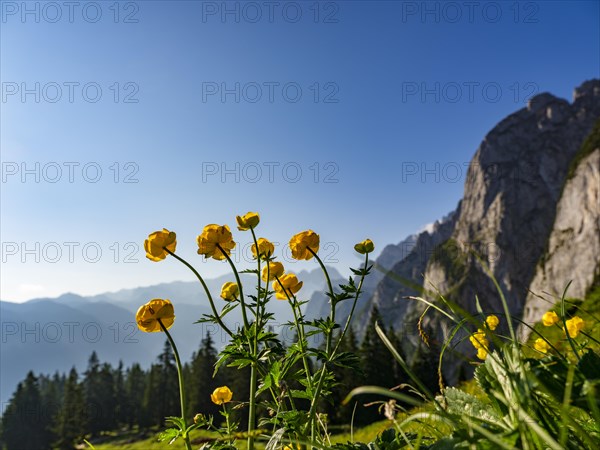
top-left (330, 351), bottom-right (360, 369)
top-left (439, 387), bottom-right (501, 425)
top-left (290, 389), bottom-right (314, 400)
top-left (158, 427), bottom-right (181, 445)
top-left (474, 294), bottom-right (483, 315)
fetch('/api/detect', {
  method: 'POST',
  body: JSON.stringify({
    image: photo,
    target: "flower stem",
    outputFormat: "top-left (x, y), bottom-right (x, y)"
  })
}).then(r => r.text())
top-left (247, 363), bottom-right (258, 450)
top-left (165, 248), bottom-right (233, 337)
top-left (331, 253), bottom-right (369, 358)
top-left (223, 404), bottom-right (234, 445)
top-left (249, 228), bottom-right (262, 312)
top-left (217, 244), bottom-right (250, 330)
top-left (158, 319), bottom-right (192, 450)
top-left (217, 243), bottom-right (256, 449)
top-left (275, 275), bottom-right (313, 391)
top-left (247, 229), bottom-right (263, 450)
top-left (306, 248), bottom-right (336, 446)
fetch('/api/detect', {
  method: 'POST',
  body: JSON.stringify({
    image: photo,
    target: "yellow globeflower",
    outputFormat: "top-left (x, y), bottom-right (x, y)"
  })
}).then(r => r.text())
top-left (534, 338), bottom-right (550, 354)
top-left (197, 224), bottom-right (236, 260)
top-left (252, 238), bottom-right (275, 260)
top-left (220, 282), bottom-right (239, 301)
top-left (144, 229), bottom-right (177, 261)
top-left (136, 299), bottom-right (175, 332)
top-left (542, 311), bottom-right (559, 326)
top-left (236, 212), bottom-right (260, 231)
top-left (211, 386), bottom-right (233, 405)
top-left (564, 316), bottom-right (585, 338)
top-left (289, 230), bottom-right (320, 260)
top-left (476, 347), bottom-right (488, 360)
top-left (273, 273), bottom-right (303, 300)
top-left (486, 315), bottom-right (500, 331)
top-left (262, 261), bottom-right (284, 282)
top-left (469, 329), bottom-right (487, 349)
top-left (354, 239), bottom-right (375, 254)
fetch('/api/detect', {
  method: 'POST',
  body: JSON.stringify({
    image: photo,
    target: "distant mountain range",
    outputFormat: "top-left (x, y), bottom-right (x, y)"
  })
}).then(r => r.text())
top-left (0, 266), bottom-right (341, 409)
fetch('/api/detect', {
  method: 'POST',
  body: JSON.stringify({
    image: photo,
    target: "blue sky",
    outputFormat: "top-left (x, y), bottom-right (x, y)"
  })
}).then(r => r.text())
top-left (1, 0), bottom-right (599, 302)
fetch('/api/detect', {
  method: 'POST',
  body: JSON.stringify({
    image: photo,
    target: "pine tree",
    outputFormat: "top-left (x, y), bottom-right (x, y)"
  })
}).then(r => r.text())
top-left (113, 360), bottom-right (128, 428)
top-left (53, 367), bottom-right (86, 450)
top-left (0, 372), bottom-right (49, 450)
top-left (357, 307), bottom-right (396, 424)
top-left (83, 351), bottom-right (102, 435)
top-left (81, 353), bottom-right (118, 434)
top-left (125, 363), bottom-right (147, 429)
top-left (98, 362), bottom-right (118, 431)
top-left (141, 364), bottom-right (162, 427)
top-left (187, 332), bottom-right (223, 420)
top-left (409, 340), bottom-right (441, 395)
top-left (39, 372), bottom-right (62, 446)
top-left (142, 340), bottom-right (179, 426)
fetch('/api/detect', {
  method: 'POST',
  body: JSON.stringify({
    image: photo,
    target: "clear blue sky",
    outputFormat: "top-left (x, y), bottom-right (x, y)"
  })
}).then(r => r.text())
top-left (1, 0), bottom-right (598, 302)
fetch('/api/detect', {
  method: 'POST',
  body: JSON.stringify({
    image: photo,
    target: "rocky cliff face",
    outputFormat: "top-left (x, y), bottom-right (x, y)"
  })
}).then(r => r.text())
top-left (361, 80), bottom-right (600, 384)
top-left (521, 122), bottom-right (600, 335)
top-left (357, 208), bottom-right (460, 343)
top-left (423, 80), bottom-right (600, 382)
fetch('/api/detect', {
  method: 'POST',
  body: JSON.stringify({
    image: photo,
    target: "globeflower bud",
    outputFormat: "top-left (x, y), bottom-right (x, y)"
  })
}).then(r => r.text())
top-left (542, 311), bottom-right (559, 326)
top-left (262, 262), bottom-right (284, 282)
top-left (211, 386), bottom-right (233, 405)
top-left (252, 238), bottom-right (274, 260)
top-left (144, 229), bottom-right (177, 262)
top-left (485, 315), bottom-right (499, 331)
top-left (220, 282), bottom-right (239, 301)
top-left (354, 239), bottom-right (375, 254)
top-left (564, 316), bottom-right (584, 338)
top-left (135, 299), bottom-right (175, 333)
top-left (533, 338), bottom-right (550, 354)
top-left (273, 273), bottom-right (303, 300)
top-left (289, 230), bottom-right (320, 260)
top-left (236, 212), bottom-right (260, 231)
top-left (197, 224), bottom-right (236, 260)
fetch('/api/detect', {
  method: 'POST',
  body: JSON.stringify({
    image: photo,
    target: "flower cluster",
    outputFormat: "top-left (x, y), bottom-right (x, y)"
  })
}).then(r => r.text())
top-left (541, 310), bottom-right (585, 337)
top-left (469, 315), bottom-right (500, 360)
top-left (469, 329), bottom-right (489, 360)
top-left (136, 212), bottom-right (375, 450)
top-left (534, 310), bottom-right (586, 355)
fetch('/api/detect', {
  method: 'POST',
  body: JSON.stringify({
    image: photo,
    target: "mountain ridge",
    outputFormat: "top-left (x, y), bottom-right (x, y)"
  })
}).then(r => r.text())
top-left (0, 266), bottom-right (340, 408)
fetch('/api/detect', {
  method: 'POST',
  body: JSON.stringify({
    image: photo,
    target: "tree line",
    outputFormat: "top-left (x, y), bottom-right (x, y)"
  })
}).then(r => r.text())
top-left (0, 308), bottom-right (438, 450)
